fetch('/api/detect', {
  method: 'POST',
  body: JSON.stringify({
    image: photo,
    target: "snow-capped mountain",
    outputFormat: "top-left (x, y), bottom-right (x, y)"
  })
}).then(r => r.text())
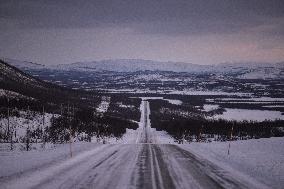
top-left (55, 59), bottom-right (284, 79)
top-left (55, 59), bottom-right (212, 73)
top-left (2, 57), bottom-right (284, 79)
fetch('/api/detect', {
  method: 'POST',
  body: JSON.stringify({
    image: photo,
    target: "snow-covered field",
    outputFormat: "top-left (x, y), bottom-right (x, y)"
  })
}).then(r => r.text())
top-left (218, 97), bottom-right (284, 102)
top-left (204, 96), bottom-right (284, 121)
top-left (203, 104), bottom-right (219, 112)
top-left (0, 142), bottom-right (100, 178)
top-left (102, 88), bottom-right (254, 96)
top-left (212, 108), bottom-right (284, 121)
top-left (180, 137), bottom-right (284, 189)
top-left (0, 111), bottom-right (56, 145)
top-left (207, 97), bottom-right (284, 104)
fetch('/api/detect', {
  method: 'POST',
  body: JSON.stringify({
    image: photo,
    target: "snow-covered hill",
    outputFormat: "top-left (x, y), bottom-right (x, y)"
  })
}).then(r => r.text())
top-left (0, 89), bottom-right (34, 100)
top-left (55, 59), bottom-right (212, 73)
top-left (55, 59), bottom-right (284, 79)
top-left (0, 59), bottom-right (83, 103)
top-left (2, 57), bottom-right (284, 79)
top-left (216, 62), bottom-right (284, 79)
top-left (1, 58), bottom-right (45, 70)
top-left (0, 60), bottom-right (44, 88)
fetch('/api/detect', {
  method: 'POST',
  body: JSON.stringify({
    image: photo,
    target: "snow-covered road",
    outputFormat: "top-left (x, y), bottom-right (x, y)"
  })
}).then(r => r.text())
top-left (1, 144), bottom-right (259, 189)
top-left (0, 100), bottom-right (268, 189)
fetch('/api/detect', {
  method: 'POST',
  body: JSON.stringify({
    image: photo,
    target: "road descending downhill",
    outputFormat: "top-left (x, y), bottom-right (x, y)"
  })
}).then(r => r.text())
top-left (0, 100), bottom-right (268, 189)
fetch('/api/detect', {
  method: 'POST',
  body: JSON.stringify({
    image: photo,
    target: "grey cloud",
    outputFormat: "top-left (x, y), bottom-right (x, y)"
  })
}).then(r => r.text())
top-left (1, 0), bottom-right (284, 36)
top-left (1, 0), bottom-right (284, 65)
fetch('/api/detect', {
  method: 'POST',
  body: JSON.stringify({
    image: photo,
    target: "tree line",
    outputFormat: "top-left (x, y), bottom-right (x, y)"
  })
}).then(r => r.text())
top-left (149, 99), bottom-right (284, 143)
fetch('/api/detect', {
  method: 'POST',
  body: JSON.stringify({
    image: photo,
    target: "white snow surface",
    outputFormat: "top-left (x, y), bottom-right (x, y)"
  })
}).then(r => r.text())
top-left (203, 104), bottom-right (219, 112)
top-left (164, 99), bottom-right (182, 105)
top-left (263, 105), bottom-right (284, 108)
top-left (0, 112), bottom-right (56, 144)
top-left (99, 88), bottom-right (253, 97)
top-left (167, 90), bottom-right (252, 96)
top-left (0, 142), bottom-right (100, 178)
top-left (180, 137), bottom-right (284, 189)
top-left (212, 108), bottom-right (284, 121)
top-left (214, 97), bottom-right (284, 102)
top-left (96, 96), bottom-right (110, 113)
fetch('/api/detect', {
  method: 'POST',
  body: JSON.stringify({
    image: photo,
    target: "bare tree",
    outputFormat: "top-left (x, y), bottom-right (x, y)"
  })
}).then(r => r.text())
top-left (26, 127), bottom-right (31, 151)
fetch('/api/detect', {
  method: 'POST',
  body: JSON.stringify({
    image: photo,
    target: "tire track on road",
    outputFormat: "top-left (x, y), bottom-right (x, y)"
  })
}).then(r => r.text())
top-left (132, 144), bottom-right (175, 189)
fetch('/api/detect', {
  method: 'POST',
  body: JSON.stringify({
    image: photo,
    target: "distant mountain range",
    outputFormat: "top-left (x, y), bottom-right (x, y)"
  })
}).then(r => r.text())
top-left (55, 59), bottom-right (212, 73)
top-left (1, 58), bottom-right (284, 79)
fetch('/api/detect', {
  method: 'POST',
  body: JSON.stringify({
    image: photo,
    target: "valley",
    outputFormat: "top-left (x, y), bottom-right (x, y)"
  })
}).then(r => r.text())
top-left (0, 58), bottom-right (284, 189)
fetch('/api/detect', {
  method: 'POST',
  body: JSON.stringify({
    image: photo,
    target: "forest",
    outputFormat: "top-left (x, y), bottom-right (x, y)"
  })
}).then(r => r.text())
top-left (149, 99), bottom-right (284, 143)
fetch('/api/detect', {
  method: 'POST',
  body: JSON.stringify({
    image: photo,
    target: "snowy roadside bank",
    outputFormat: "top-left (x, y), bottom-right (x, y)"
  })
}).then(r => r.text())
top-left (179, 137), bottom-right (284, 189)
top-left (0, 142), bottom-right (103, 179)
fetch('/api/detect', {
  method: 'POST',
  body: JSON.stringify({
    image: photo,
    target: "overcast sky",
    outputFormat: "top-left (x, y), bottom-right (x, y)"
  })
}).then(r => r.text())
top-left (1, 0), bottom-right (284, 65)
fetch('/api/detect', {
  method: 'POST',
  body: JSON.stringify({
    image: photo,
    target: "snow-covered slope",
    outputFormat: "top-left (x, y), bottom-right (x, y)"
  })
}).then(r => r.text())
top-left (0, 60), bottom-right (44, 87)
top-left (1, 58), bottom-right (45, 70)
top-left (0, 59), bottom-right (74, 103)
top-left (0, 89), bottom-right (34, 100)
